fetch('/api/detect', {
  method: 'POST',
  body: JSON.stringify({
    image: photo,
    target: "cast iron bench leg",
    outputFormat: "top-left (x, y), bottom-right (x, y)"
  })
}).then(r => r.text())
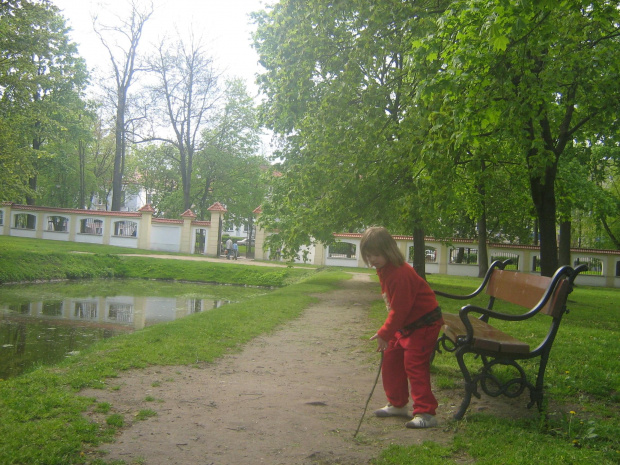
top-left (528, 349), bottom-right (552, 411)
top-left (454, 347), bottom-right (480, 420)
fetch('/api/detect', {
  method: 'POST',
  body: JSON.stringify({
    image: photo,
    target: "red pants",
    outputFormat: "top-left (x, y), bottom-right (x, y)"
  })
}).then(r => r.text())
top-left (381, 321), bottom-right (442, 415)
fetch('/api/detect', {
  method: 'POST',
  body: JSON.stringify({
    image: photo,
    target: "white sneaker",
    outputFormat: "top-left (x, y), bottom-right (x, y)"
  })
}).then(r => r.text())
top-left (405, 413), bottom-right (438, 428)
top-left (374, 404), bottom-right (412, 418)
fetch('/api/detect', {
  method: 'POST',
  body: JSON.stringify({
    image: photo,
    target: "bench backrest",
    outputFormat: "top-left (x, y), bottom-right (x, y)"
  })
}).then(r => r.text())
top-left (487, 269), bottom-right (570, 318)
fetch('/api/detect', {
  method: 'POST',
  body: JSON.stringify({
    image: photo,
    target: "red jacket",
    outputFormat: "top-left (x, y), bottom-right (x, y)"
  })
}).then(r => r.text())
top-left (376, 262), bottom-right (439, 341)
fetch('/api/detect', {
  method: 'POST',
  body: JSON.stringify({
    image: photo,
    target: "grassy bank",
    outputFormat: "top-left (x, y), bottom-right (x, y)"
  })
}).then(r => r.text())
top-left (369, 274), bottom-right (620, 465)
top-left (0, 236), bottom-right (309, 287)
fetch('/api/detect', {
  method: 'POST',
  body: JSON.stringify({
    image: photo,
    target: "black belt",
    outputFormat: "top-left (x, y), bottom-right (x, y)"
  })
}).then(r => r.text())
top-left (399, 306), bottom-right (442, 333)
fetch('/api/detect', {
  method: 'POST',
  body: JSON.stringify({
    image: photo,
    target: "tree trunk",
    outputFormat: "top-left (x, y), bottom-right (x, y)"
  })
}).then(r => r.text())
top-left (79, 140), bottom-right (86, 209)
top-left (477, 168), bottom-right (489, 278)
top-left (246, 216), bottom-right (254, 257)
top-left (530, 166), bottom-right (559, 277)
top-left (558, 220), bottom-right (571, 266)
top-left (477, 214), bottom-right (489, 278)
top-left (601, 217), bottom-right (620, 249)
top-left (412, 226), bottom-right (426, 280)
top-left (26, 176), bottom-right (37, 205)
top-left (26, 134), bottom-right (42, 205)
top-left (111, 96), bottom-right (126, 211)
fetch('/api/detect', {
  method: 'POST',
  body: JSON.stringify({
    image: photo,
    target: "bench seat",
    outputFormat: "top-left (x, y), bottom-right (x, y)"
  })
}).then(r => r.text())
top-left (441, 312), bottom-right (530, 355)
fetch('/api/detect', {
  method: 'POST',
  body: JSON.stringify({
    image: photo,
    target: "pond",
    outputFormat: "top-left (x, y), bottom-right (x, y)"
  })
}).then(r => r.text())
top-left (0, 279), bottom-right (270, 380)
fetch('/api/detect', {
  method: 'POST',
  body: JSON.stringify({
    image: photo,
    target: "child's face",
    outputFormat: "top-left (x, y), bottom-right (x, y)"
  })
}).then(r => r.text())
top-left (367, 253), bottom-right (387, 269)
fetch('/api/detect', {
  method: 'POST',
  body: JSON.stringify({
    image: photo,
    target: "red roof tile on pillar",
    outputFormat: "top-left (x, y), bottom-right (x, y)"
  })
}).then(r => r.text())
top-left (181, 209), bottom-right (197, 218)
top-left (207, 202), bottom-right (227, 212)
top-left (253, 206), bottom-right (262, 214)
top-left (139, 204), bottom-right (155, 213)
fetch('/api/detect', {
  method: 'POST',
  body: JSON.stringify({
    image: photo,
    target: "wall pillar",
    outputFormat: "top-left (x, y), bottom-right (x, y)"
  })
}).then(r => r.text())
top-left (313, 242), bottom-right (325, 266)
top-left (138, 205), bottom-right (155, 250)
top-left (1, 203), bottom-right (12, 235)
top-left (35, 211), bottom-right (43, 239)
top-left (206, 202), bottom-right (227, 257)
top-left (180, 209), bottom-right (196, 254)
top-left (252, 206), bottom-right (272, 261)
top-left (521, 250), bottom-right (532, 272)
top-left (602, 254), bottom-right (615, 287)
top-left (438, 243), bottom-right (449, 275)
top-left (102, 216), bottom-right (112, 245)
top-left (68, 212), bottom-right (77, 242)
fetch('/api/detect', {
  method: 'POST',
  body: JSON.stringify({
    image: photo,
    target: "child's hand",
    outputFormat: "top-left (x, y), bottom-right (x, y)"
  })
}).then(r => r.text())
top-left (370, 333), bottom-right (388, 352)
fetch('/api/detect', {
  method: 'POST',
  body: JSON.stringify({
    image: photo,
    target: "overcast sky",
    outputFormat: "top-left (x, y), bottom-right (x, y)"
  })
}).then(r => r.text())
top-left (52, 0), bottom-right (269, 97)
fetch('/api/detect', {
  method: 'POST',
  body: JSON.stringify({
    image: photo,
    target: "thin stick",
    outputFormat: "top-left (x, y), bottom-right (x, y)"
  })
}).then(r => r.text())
top-left (353, 351), bottom-right (383, 438)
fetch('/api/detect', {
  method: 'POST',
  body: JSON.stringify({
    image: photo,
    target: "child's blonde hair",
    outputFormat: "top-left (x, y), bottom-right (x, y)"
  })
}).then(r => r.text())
top-left (360, 227), bottom-right (405, 267)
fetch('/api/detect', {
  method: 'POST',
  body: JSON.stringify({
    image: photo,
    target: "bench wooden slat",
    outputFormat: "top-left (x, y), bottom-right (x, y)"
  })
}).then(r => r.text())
top-left (442, 313), bottom-right (530, 355)
top-left (543, 278), bottom-right (570, 318)
top-left (487, 270), bottom-right (552, 310)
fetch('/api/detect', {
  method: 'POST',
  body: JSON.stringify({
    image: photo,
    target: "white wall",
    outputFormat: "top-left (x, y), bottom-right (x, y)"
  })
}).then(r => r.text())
top-left (151, 225), bottom-right (182, 252)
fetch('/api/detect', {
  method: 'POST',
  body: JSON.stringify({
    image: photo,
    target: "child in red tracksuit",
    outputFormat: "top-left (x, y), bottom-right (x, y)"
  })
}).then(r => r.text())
top-left (360, 226), bottom-right (443, 428)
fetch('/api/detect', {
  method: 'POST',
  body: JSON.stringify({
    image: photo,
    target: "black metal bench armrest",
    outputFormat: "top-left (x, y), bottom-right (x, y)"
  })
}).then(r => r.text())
top-left (434, 259), bottom-right (511, 300)
top-left (455, 264), bottom-right (588, 343)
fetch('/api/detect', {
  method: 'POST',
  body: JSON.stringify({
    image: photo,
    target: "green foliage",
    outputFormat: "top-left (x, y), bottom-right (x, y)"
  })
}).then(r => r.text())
top-left (254, 0), bottom-right (443, 257)
top-left (253, 0), bottom-right (620, 276)
top-left (412, 0), bottom-right (620, 273)
top-left (0, 0), bottom-right (90, 205)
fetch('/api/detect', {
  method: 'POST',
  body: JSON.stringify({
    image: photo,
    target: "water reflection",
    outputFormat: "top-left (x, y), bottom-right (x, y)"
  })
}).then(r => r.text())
top-left (2, 295), bottom-right (227, 330)
top-left (0, 287), bottom-right (233, 380)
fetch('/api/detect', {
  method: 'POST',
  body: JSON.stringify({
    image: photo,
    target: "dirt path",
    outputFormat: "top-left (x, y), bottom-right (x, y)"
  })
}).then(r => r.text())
top-left (80, 272), bottom-right (518, 465)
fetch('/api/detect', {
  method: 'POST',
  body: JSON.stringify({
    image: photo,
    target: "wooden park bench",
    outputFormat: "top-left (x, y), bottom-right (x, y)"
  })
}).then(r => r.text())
top-left (433, 260), bottom-right (587, 420)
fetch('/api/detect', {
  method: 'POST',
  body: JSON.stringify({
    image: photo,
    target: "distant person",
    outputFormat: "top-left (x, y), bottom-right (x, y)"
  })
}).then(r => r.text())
top-left (232, 241), bottom-right (238, 260)
top-left (226, 238), bottom-right (233, 259)
top-left (360, 226), bottom-right (443, 429)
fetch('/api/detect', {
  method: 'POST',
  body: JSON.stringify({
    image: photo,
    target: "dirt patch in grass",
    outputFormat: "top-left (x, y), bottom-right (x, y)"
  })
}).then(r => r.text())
top-left (81, 273), bottom-right (537, 465)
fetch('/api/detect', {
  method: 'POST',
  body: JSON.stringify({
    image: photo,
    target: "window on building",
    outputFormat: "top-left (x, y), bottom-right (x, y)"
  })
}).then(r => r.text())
top-left (573, 257), bottom-right (603, 276)
top-left (74, 302), bottom-right (97, 319)
top-left (14, 213), bottom-right (36, 230)
top-left (450, 247), bottom-right (478, 265)
top-left (42, 301), bottom-right (63, 316)
top-left (407, 247), bottom-right (437, 263)
top-left (80, 218), bottom-right (103, 235)
top-left (490, 252), bottom-right (519, 270)
top-left (195, 229), bottom-right (206, 254)
top-left (189, 299), bottom-right (202, 314)
top-left (9, 302), bottom-right (30, 314)
top-left (47, 216), bottom-right (68, 232)
top-left (108, 303), bottom-right (133, 323)
top-left (328, 242), bottom-right (357, 259)
top-left (113, 220), bottom-right (137, 237)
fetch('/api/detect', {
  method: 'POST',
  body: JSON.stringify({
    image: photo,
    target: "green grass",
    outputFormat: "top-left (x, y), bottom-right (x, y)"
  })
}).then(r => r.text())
top-left (0, 236), bottom-right (347, 464)
top-left (0, 236), bottom-right (618, 464)
top-left (367, 273), bottom-right (620, 465)
top-left (0, 236), bottom-right (310, 287)
top-left (0, 270), bottom-right (351, 463)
